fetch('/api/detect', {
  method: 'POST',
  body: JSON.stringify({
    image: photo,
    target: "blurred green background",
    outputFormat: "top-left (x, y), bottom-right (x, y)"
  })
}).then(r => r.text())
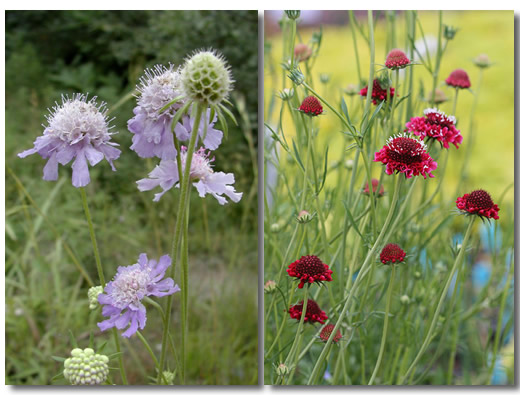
top-left (5, 10), bottom-right (258, 384)
top-left (265, 10), bottom-right (514, 205)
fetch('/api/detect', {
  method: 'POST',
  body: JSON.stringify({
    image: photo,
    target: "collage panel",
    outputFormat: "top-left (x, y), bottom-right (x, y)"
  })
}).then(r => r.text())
top-left (5, 10), bottom-right (258, 385)
top-left (264, 10), bottom-right (514, 385)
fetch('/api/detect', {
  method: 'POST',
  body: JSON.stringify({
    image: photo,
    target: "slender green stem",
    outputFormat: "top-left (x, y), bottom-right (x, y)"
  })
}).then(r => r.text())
top-left (79, 187), bottom-right (128, 384)
top-left (307, 175), bottom-right (403, 385)
top-left (158, 102), bottom-right (203, 384)
top-left (429, 11), bottom-right (443, 107)
top-left (451, 87), bottom-right (459, 117)
top-left (399, 216), bottom-right (475, 384)
top-left (368, 264), bottom-right (396, 385)
top-left (180, 192), bottom-right (190, 384)
top-left (136, 331), bottom-right (168, 383)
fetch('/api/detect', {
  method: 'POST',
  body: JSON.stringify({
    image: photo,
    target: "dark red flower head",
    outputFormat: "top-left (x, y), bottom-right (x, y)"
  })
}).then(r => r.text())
top-left (360, 79), bottom-right (395, 105)
top-left (456, 189), bottom-right (500, 220)
top-left (287, 255), bottom-right (333, 288)
top-left (380, 243), bottom-right (406, 264)
top-left (445, 69), bottom-right (471, 89)
top-left (319, 324), bottom-right (342, 343)
top-left (405, 108), bottom-right (463, 149)
top-left (374, 135), bottom-right (437, 178)
top-left (288, 299), bottom-right (328, 324)
top-left (385, 49), bottom-right (410, 69)
top-left (294, 43), bottom-right (312, 62)
top-left (298, 96), bottom-right (323, 116)
top-left (363, 178), bottom-right (385, 196)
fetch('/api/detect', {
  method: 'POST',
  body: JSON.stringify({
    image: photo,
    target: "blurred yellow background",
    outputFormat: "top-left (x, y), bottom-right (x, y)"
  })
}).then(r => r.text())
top-left (265, 10), bottom-right (514, 205)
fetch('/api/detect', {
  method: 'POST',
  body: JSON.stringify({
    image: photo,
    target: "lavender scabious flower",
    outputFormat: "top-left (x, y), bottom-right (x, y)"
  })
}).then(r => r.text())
top-left (127, 64), bottom-right (184, 160)
top-left (174, 108), bottom-right (223, 150)
top-left (97, 253), bottom-right (180, 338)
top-left (136, 147), bottom-right (243, 205)
top-left (18, 94), bottom-right (120, 188)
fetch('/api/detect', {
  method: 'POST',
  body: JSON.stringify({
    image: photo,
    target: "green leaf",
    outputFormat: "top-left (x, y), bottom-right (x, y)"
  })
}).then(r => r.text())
top-left (317, 147), bottom-right (328, 195)
top-left (159, 95), bottom-right (186, 114)
top-left (170, 100), bottom-right (191, 133)
top-left (291, 140), bottom-right (306, 173)
top-left (51, 356), bottom-right (66, 362)
top-left (216, 106), bottom-right (228, 139)
top-left (265, 123), bottom-right (288, 152)
top-left (342, 200), bottom-right (369, 245)
top-left (340, 97), bottom-right (353, 125)
top-left (363, 99), bottom-right (385, 136)
top-left (68, 330), bottom-right (78, 348)
top-left (51, 372), bottom-right (65, 382)
top-left (219, 104), bottom-right (238, 126)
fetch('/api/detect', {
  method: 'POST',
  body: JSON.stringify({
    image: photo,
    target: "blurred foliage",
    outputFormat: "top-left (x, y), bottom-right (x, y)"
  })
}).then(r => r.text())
top-left (5, 10), bottom-right (258, 385)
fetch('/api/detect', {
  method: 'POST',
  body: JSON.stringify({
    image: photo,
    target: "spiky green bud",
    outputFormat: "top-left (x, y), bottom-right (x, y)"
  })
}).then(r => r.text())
top-left (285, 10), bottom-right (300, 20)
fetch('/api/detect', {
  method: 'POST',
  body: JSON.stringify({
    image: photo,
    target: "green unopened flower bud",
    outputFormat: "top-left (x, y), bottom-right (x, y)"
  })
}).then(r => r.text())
top-left (88, 286), bottom-right (103, 310)
top-left (443, 25), bottom-right (458, 40)
top-left (162, 370), bottom-right (175, 385)
top-left (63, 348), bottom-right (109, 385)
top-left (287, 68), bottom-right (305, 86)
top-left (473, 53), bottom-right (492, 69)
top-left (270, 223), bottom-right (281, 233)
top-left (296, 210), bottom-right (314, 224)
top-left (320, 73), bottom-right (331, 84)
top-left (400, 295), bottom-right (411, 305)
top-left (278, 88), bottom-right (294, 101)
top-left (345, 159), bottom-right (355, 169)
top-left (285, 10), bottom-right (301, 20)
top-left (264, 280), bottom-right (277, 294)
top-left (180, 50), bottom-right (233, 106)
top-left (344, 84), bottom-right (358, 96)
top-left (414, 271), bottom-right (422, 279)
top-left (276, 363), bottom-right (290, 376)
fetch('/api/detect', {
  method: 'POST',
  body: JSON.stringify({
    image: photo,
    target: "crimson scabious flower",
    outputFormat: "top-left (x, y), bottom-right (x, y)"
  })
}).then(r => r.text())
top-left (380, 243), bottom-right (406, 264)
top-left (374, 135), bottom-right (437, 178)
top-left (298, 96), bottom-right (323, 116)
top-left (385, 48), bottom-right (410, 69)
top-left (319, 324), bottom-right (342, 343)
top-left (18, 94), bottom-right (121, 188)
top-left (445, 69), bottom-right (471, 89)
top-left (288, 299), bottom-right (328, 324)
top-left (456, 189), bottom-right (500, 220)
top-left (287, 255), bottom-right (333, 289)
top-left (405, 108), bottom-right (463, 149)
top-left (363, 178), bottom-right (385, 197)
top-left (360, 79), bottom-right (395, 105)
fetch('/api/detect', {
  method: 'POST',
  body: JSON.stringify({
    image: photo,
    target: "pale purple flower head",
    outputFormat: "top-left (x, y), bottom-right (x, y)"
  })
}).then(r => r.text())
top-left (97, 253), bottom-right (180, 338)
top-left (175, 108), bottom-right (223, 150)
top-left (136, 147), bottom-right (243, 205)
top-left (127, 64), bottom-right (184, 160)
top-left (18, 94), bottom-right (121, 188)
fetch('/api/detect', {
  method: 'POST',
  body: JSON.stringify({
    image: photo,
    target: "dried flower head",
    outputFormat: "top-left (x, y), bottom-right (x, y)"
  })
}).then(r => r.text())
top-left (180, 50), bottom-right (233, 106)
top-left (298, 96), bottom-right (323, 116)
top-left (319, 324), bottom-right (342, 343)
top-left (405, 108), bottom-right (463, 149)
top-left (385, 48), bottom-right (410, 70)
top-left (380, 243), bottom-right (406, 264)
top-left (264, 280), bottom-right (277, 294)
top-left (98, 253), bottom-right (180, 337)
top-left (360, 79), bottom-right (395, 105)
top-left (288, 299), bottom-right (328, 324)
top-left (137, 147), bottom-right (243, 205)
top-left (18, 94), bottom-right (121, 188)
top-left (294, 43), bottom-right (312, 62)
top-left (63, 348), bottom-right (109, 385)
top-left (276, 363), bottom-right (290, 376)
top-left (456, 189), bottom-right (500, 220)
top-left (374, 134), bottom-right (437, 178)
top-left (287, 255), bottom-right (333, 289)
top-left (344, 83), bottom-right (359, 96)
top-left (445, 69), bottom-right (471, 89)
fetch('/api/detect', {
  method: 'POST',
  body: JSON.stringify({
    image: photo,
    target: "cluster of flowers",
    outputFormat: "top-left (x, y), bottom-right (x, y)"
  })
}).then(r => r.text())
top-left (18, 50), bottom-right (244, 384)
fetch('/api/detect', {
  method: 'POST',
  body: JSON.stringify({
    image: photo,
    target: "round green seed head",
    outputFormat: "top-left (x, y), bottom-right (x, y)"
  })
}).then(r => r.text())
top-left (180, 50), bottom-right (233, 106)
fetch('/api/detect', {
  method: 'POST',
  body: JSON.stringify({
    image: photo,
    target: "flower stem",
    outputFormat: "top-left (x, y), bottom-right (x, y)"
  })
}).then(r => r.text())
top-left (307, 174), bottom-right (403, 385)
top-left (79, 187), bottom-right (128, 385)
top-left (452, 87), bottom-right (459, 117)
top-left (398, 216), bottom-right (475, 384)
top-left (158, 102), bottom-right (203, 384)
top-left (368, 264), bottom-right (396, 385)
